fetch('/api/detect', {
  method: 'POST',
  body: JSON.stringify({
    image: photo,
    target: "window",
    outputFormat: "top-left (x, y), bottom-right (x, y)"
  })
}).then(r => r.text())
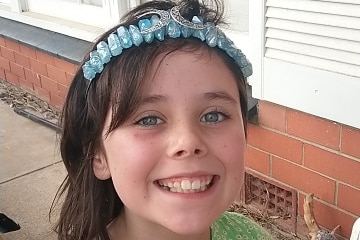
top-left (250, 0), bottom-right (360, 128)
top-left (224, 0), bottom-right (249, 32)
top-left (26, 0), bottom-right (111, 28)
top-left (0, 0), bottom-right (138, 41)
top-left (0, 0), bottom-right (10, 5)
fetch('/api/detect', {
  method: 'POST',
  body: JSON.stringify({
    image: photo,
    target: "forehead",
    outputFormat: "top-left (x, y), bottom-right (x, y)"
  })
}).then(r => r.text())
top-left (142, 49), bottom-right (240, 99)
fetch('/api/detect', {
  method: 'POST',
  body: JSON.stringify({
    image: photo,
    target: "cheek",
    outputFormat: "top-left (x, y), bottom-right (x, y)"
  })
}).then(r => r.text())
top-left (219, 131), bottom-right (246, 178)
top-left (105, 136), bottom-right (161, 198)
top-left (109, 155), bottom-right (153, 203)
top-left (220, 130), bottom-right (246, 160)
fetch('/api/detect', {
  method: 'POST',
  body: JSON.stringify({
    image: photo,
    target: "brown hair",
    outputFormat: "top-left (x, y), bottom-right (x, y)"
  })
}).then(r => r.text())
top-left (51, 1), bottom-right (248, 239)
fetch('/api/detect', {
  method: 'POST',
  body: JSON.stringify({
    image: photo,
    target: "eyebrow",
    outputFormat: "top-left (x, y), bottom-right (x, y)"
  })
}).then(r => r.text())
top-left (203, 91), bottom-right (237, 104)
top-left (138, 91), bottom-right (237, 106)
top-left (139, 94), bottom-right (168, 105)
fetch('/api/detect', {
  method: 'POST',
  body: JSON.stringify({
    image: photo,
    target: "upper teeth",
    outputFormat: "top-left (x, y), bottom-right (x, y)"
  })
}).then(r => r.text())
top-left (157, 177), bottom-right (213, 193)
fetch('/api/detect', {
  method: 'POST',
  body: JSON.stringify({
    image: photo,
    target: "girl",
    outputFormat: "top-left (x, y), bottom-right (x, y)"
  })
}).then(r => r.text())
top-left (52, 0), bottom-right (273, 239)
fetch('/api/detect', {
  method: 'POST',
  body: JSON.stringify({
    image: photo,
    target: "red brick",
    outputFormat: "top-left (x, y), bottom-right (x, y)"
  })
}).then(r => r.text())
top-left (14, 52), bottom-right (31, 69)
top-left (5, 70), bottom-right (19, 86)
top-left (30, 59), bottom-right (48, 77)
top-left (36, 50), bottom-right (55, 66)
top-left (65, 72), bottom-right (74, 86)
top-left (9, 62), bottom-right (25, 79)
top-left (342, 126), bottom-right (360, 158)
top-left (4, 38), bottom-right (20, 52)
top-left (258, 101), bottom-right (286, 132)
top-left (50, 93), bottom-right (64, 108)
top-left (34, 85), bottom-right (50, 102)
top-left (58, 83), bottom-right (69, 98)
top-left (40, 75), bottom-right (58, 94)
top-left (299, 193), bottom-right (356, 238)
top-left (20, 45), bottom-right (36, 59)
top-left (287, 110), bottom-right (340, 150)
top-left (19, 77), bottom-right (34, 91)
top-left (245, 146), bottom-right (270, 175)
top-left (1, 46), bottom-right (15, 62)
top-left (337, 184), bottom-right (360, 216)
top-left (0, 37), bottom-right (5, 46)
top-left (47, 65), bottom-right (67, 85)
top-left (304, 144), bottom-right (360, 188)
top-left (54, 57), bottom-right (77, 74)
top-left (0, 67), bottom-right (5, 80)
top-left (0, 56), bottom-right (10, 71)
top-left (24, 68), bottom-right (41, 86)
top-left (248, 124), bottom-right (303, 164)
top-left (272, 156), bottom-right (335, 203)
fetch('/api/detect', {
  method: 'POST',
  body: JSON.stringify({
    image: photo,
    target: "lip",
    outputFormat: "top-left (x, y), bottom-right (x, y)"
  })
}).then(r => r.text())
top-left (156, 171), bottom-right (216, 181)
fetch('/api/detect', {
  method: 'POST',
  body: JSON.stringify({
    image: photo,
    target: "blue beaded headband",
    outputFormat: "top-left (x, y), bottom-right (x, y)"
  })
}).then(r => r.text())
top-left (82, 5), bottom-right (252, 81)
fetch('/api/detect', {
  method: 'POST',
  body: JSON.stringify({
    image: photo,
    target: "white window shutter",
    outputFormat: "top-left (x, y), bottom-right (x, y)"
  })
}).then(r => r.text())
top-left (265, 0), bottom-right (360, 78)
top-left (350, 218), bottom-right (360, 240)
top-left (250, 0), bottom-right (360, 129)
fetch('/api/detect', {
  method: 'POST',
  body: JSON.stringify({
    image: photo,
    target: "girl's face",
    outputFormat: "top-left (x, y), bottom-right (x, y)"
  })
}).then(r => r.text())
top-left (94, 50), bottom-right (246, 238)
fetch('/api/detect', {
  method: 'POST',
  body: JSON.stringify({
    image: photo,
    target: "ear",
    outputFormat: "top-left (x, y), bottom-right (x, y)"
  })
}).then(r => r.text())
top-left (93, 152), bottom-right (111, 180)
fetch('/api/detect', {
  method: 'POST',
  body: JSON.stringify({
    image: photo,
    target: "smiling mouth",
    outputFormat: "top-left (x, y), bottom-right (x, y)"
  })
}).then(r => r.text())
top-left (155, 176), bottom-right (215, 193)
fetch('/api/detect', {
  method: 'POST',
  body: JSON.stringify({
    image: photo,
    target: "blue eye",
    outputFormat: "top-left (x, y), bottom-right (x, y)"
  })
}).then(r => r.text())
top-left (136, 115), bottom-right (163, 126)
top-left (201, 111), bottom-right (228, 123)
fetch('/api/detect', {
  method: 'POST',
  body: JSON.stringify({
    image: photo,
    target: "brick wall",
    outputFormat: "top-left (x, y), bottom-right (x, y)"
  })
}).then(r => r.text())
top-left (246, 101), bottom-right (360, 238)
top-left (1, 36), bottom-right (359, 239)
top-left (0, 36), bottom-right (76, 108)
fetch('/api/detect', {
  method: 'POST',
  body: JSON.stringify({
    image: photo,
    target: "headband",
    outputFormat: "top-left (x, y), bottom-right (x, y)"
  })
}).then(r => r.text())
top-left (82, 5), bottom-right (252, 81)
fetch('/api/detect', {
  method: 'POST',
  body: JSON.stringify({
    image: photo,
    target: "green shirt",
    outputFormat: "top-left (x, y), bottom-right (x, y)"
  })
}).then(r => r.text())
top-left (211, 211), bottom-right (273, 240)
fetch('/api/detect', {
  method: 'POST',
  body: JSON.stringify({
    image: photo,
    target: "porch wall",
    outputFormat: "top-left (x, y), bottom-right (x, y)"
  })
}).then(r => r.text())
top-left (0, 36), bottom-right (75, 108)
top-left (247, 101), bottom-right (360, 238)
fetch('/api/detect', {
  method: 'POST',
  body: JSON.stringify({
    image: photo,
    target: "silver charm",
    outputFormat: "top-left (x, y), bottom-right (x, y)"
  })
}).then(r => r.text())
top-left (170, 5), bottom-right (206, 30)
top-left (138, 9), bottom-right (171, 34)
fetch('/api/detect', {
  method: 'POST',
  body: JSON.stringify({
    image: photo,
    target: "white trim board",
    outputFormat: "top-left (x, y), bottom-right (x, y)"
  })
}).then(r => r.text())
top-left (262, 58), bottom-right (360, 129)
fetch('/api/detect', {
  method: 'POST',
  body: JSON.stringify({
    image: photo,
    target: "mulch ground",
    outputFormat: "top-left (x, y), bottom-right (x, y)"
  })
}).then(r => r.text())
top-left (0, 80), bottom-right (60, 127)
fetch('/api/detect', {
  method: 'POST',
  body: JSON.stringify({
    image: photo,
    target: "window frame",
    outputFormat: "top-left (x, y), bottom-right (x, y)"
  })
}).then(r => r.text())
top-left (0, 0), bottom-right (10, 5)
top-left (25, 0), bottom-right (113, 28)
top-left (0, 0), bottom-right (136, 41)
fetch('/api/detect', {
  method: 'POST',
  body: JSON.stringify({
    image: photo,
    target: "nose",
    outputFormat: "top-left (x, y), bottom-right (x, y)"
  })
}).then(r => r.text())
top-left (166, 121), bottom-right (208, 160)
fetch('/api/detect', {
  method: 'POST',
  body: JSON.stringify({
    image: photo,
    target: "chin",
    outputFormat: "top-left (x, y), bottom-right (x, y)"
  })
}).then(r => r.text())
top-left (164, 221), bottom-right (211, 236)
top-left (157, 210), bottom-right (220, 236)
